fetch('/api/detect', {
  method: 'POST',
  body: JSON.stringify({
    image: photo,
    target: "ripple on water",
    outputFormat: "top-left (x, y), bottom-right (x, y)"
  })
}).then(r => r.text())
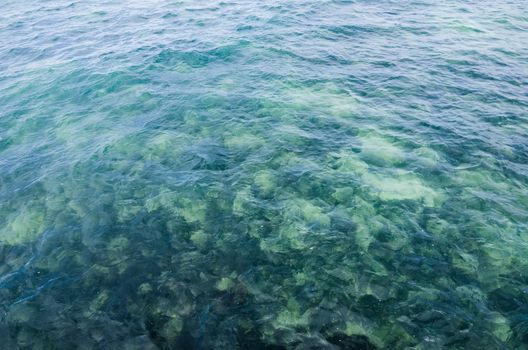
top-left (0, 0), bottom-right (528, 349)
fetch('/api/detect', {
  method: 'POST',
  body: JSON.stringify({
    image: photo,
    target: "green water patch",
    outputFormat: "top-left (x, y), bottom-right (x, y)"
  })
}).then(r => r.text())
top-left (1, 0), bottom-right (528, 348)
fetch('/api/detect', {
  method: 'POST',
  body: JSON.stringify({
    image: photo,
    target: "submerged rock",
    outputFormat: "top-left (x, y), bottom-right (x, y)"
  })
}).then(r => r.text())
top-left (359, 134), bottom-right (406, 166)
top-left (363, 171), bottom-right (442, 207)
top-left (0, 204), bottom-right (46, 245)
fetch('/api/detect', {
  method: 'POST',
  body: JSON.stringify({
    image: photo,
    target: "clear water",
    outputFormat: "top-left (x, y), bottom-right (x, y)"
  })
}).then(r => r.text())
top-left (1, 1), bottom-right (527, 349)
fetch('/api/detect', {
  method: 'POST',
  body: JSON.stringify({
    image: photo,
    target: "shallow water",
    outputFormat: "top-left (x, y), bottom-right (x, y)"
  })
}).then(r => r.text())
top-left (1, 0), bottom-right (528, 349)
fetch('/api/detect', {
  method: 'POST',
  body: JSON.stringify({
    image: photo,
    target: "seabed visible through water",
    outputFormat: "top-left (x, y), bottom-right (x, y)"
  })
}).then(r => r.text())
top-left (0, 0), bottom-right (527, 349)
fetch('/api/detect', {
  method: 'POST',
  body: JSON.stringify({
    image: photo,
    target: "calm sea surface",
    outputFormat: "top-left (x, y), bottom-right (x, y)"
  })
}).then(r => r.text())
top-left (1, 1), bottom-right (527, 349)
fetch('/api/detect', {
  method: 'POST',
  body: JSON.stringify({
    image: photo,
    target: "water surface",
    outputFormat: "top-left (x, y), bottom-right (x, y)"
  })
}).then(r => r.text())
top-left (1, 0), bottom-right (528, 349)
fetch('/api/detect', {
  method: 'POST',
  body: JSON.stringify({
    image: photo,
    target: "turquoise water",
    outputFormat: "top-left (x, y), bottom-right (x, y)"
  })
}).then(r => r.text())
top-left (1, 0), bottom-right (528, 348)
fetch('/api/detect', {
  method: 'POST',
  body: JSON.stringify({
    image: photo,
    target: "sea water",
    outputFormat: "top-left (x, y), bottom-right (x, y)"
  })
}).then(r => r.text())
top-left (0, 0), bottom-right (527, 349)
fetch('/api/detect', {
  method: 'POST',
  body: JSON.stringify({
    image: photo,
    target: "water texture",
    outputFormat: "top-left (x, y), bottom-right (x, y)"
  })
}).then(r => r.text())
top-left (1, 0), bottom-right (528, 349)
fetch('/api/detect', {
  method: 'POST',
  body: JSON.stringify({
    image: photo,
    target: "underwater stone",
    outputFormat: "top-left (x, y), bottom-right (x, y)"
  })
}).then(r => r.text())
top-left (455, 169), bottom-right (510, 192)
top-left (354, 219), bottom-right (376, 251)
top-left (481, 243), bottom-right (512, 264)
top-left (259, 237), bottom-right (291, 254)
top-left (413, 146), bottom-right (441, 168)
top-left (455, 285), bottom-right (487, 315)
top-left (277, 223), bottom-right (310, 250)
top-left (253, 170), bottom-right (277, 197)
top-left (216, 277), bottom-right (235, 291)
top-left (190, 230), bottom-right (209, 250)
top-left (177, 198), bottom-right (207, 224)
top-left (88, 290), bottom-right (110, 314)
top-left (145, 132), bottom-right (188, 159)
top-left (116, 202), bottom-right (142, 222)
top-left (331, 150), bottom-right (369, 175)
top-left (0, 204), bottom-right (46, 245)
top-left (144, 190), bottom-right (176, 213)
top-left (282, 82), bottom-right (359, 117)
top-left (294, 272), bottom-right (309, 286)
top-left (489, 312), bottom-right (512, 342)
top-left (350, 196), bottom-right (377, 217)
top-left (283, 198), bottom-right (330, 227)
top-left (160, 317), bottom-right (183, 342)
top-left (108, 235), bottom-right (129, 251)
top-left (273, 298), bottom-right (310, 330)
top-left (359, 134), bottom-right (406, 166)
top-left (273, 124), bottom-right (316, 147)
top-left (452, 251), bottom-right (479, 275)
top-left (138, 283), bottom-right (153, 295)
top-left (224, 131), bottom-right (265, 151)
top-left (363, 171), bottom-right (441, 207)
top-left (332, 187), bottom-right (356, 205)
top-left (425, 217), bottom-right (450, 236)
top-left (233, 186), bottom-right (253, 216)
top-left (302, 204), bottom-right (331, 227)
top-left (343, 314), bottom-right (385, 349)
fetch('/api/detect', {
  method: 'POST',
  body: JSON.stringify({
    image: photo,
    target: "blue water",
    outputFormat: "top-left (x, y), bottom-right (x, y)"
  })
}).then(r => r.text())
top-left (1, 1), bottom-right (528, 349)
